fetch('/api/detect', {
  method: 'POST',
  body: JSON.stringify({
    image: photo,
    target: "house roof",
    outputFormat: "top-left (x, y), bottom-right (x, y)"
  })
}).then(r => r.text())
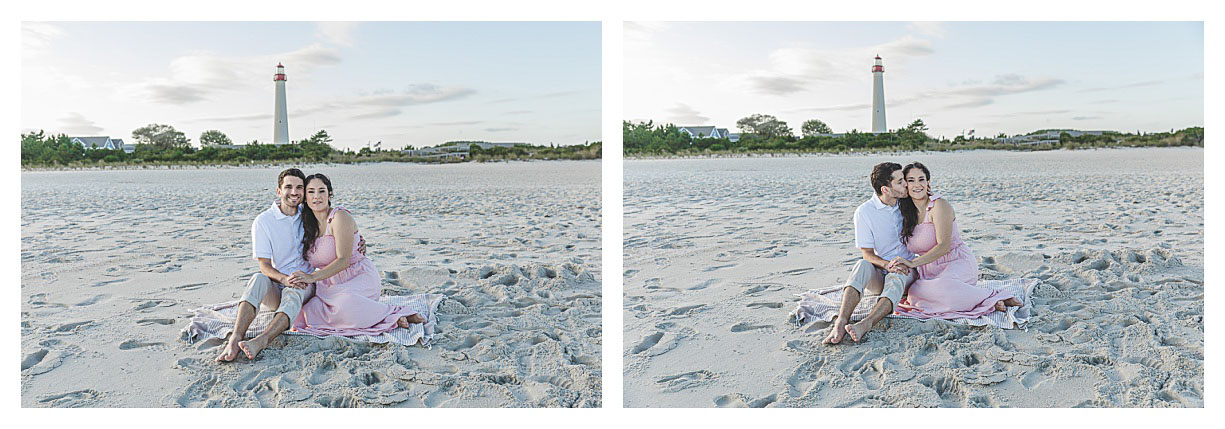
top-left (72, 136), bottom-right (112, 148)
top-left (679, 126), bottom-right (718, 137)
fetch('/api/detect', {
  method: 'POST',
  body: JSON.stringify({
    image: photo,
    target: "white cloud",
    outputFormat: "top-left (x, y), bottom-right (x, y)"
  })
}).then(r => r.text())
top-left (316, 22), bottom-right (358, 47)
top-left (666, 103), bottom-right (709, 124)
top-left (59, 112), bottom-right (104, 135)
top-left (738, 35), bottom-right (937, 96)
top-left (22, 22), bottom-right (64, 54)
top-left (130, 43), bottom-right (343, 105)
top-left (907, 22), bottom-right (947, 39)
top-left (624, 21), bottom-right (669, 46)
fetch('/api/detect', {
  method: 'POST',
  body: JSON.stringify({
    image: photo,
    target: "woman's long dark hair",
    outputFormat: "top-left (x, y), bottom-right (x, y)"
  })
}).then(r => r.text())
top-left (301, 173), bottom-right (334, 261)
top-left (898, 162), bottom-right (931, 244)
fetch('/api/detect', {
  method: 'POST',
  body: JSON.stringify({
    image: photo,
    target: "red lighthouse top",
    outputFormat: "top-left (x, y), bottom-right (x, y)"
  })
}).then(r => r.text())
top-left (872, 55), bottom-right (884, 73)
top-left (274, 63), bottom-right (287, 82)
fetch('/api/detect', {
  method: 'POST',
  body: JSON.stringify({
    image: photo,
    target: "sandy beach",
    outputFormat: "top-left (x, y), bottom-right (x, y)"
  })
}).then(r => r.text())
top-left (21, 160), bottom-right (601, 407)
top-left (623, 148), bottom-right (1203, 407)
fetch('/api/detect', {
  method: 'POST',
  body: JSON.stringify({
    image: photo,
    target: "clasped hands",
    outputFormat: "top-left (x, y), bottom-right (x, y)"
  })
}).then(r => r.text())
top-left (281, 237), bottom-right (367, 289)
top-left (885, 256), bottom-right (916, 275)
top-left (283, 271), bottom-right (314, 289)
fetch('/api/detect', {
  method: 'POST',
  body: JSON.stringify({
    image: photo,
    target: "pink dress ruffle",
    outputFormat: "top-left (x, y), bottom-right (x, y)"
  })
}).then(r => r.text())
top-left (895, 194), bottom-right (1013, 319)
top-left (293, 207), bottom-right (419, 336)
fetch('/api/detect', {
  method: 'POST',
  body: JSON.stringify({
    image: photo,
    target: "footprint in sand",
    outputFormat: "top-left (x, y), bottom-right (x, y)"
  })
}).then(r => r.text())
top-left (92, 279), bottom-right (127, 288)
top-left (22, 349), bottom-right (50, 371)
top-left (136, 318), bottom-right (176, 326)
top-left (118, 340), bottom-right (164, 350)
top-left (729, 322), bottom-right (773, 333)
top-left (38, 389), bottom-right (101, 407)
top-left (662, 304), bottom-right (705, 317)
top-left (52, 321), bottom-right (92, 333)
top-left (133, 300), bottom-right (172, 311)
top-left (173, 283), bottom-right (207, 291)
top-left (309, 360), bottom-right (338, 385)
top-left (714, 393), bottom-right (777, 408)
top-left (688, 279), bottom-right (719, 290)
top-left (75, 294), bottom-right (110, 306)
top-left (917, 374), bottom-right (962, 401)
top-left (910, 342), bottom-right (939, 366)
top-left (780, 267), bottom-right (815, 276)
top-left (746, 302), bottom-right (784, 309)
top-left (702, 263), bottom-right (737, 272)
top-left (630, 332), bottom-right (664, 354)
top-left (655, 370), bottom-right (717, 392)
top-left (1020, 370), bottom-right (1051, 390)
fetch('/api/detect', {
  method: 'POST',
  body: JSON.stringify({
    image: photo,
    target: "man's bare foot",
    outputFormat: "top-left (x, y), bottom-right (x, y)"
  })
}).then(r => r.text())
top-left (397, 314), bottom-right (426, 328)
top-left (822, 319), bottom-right (847, 345)
top-left (215, 340), bottom-right (242, 363)
top-left (237, 337), bottom-right (268, 360)
top-left (844, 321), bottom-right (871, 343)
top-left (995, 301), bottom-right (1007, 312)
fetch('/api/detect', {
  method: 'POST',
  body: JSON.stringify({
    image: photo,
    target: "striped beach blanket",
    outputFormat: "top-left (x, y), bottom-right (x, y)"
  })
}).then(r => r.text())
top-left (793, 278), bottom-right (1038, 329)
top-left (181, 294), bottom-right (446, 348)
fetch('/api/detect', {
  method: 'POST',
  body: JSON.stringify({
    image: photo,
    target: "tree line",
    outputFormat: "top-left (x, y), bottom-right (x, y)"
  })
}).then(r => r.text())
top-left (624, 114), bottom-right (1203, 156)
top-left (21, 123), bottom-right (601, 167)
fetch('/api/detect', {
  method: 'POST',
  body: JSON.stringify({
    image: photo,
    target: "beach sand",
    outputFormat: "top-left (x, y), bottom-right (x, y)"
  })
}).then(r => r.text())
top-left (21, 160), bottom-right (601, 407)
top-left (623, 148), bottom-right (1202, 407)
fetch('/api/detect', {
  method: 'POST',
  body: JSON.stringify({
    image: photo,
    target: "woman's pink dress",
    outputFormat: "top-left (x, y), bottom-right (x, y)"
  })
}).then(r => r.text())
top-left (895, 194), bottom-right (1013, 319)
top-left (293, 207), bottom-right (419, 336)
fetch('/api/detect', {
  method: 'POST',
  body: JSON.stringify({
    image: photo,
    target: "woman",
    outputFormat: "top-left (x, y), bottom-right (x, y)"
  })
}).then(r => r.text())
top-left (286, 173), bottom-right (425, 336)
top-left (891, 162), bottom-right (1021, 318)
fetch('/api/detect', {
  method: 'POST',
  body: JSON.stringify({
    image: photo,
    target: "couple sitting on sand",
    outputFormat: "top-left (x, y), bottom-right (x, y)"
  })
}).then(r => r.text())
top-left (823, 161), bottom-right (1022, 345)
top-left (216, 168), bottom-right (425, 362)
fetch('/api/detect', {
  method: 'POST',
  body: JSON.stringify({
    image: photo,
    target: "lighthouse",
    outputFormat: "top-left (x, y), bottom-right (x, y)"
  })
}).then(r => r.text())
top-left (273, 63), bottom-right (289, 144)
top-left (871, 55), bottom-right (886, 133)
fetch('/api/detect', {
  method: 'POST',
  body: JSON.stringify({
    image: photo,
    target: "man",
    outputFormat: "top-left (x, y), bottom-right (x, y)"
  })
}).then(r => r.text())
top-left (216, 168), bottom-right (316, 362)
top-left (823, 162), bottom-right (918, 345)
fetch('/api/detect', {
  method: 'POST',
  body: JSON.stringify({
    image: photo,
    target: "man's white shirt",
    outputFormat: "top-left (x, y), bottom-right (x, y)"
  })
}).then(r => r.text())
top-left (252, 201), bottom-right (313, 277)
top-left (853, 194), bottom-right (916, 262)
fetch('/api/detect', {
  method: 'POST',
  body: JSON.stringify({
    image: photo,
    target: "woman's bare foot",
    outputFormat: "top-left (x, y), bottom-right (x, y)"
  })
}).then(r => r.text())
top-left (995, 297), bottom-right (1023, 312)
top-left (822, 318), bottom-right (847, 345)
top-left (397, 313), bottom-right (426, 328)
top-left (237, 337), bottom-right (268, 360)
top-left (844, 321), bottom-right (872, 342)
top-left (215, 340), bottom-right (242, 363)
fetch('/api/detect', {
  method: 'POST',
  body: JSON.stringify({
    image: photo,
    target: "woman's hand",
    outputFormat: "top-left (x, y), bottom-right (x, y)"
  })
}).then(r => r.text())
top-left (285, 270), bottom-right (314, 287)
top-left (886, 257), bottom-right (912, 274)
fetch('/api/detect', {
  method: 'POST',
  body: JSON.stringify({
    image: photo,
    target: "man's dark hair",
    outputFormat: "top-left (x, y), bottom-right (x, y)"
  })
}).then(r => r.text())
top-left (870, 162), bottom-right (903, 196)
top-left (277, 168), bottom-right (306, 188)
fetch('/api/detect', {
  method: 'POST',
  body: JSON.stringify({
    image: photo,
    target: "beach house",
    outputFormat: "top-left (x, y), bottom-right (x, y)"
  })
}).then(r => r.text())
top-left (678, 126), bottom-right (734, 141)
top-left (71, 136), bottom-right (127, 151)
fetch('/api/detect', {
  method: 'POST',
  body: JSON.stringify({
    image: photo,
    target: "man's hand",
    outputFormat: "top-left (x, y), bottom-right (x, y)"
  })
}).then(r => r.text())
top-left (886, 257), bottom-right (912, 275)
top-left (357, 236), bottom-right (367, 255)
top-left (886, 256), bottom-right (907, 271)
top-left (285, 271), bottom-right (313, 287)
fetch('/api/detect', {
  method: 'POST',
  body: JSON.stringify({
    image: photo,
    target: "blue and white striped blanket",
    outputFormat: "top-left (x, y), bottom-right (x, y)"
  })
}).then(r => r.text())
top-left (181, 294), bottom-right (446, 348)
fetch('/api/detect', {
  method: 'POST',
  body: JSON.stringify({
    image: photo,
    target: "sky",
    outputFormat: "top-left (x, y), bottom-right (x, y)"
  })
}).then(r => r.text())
top-left (22, 22), bottom-right (601, 150)
top-left (624, 21), bottom-right (1204, 139)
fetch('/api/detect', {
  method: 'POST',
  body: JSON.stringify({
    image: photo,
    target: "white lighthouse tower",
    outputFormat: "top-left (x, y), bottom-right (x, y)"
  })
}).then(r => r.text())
top-left (871, 55), bottom-right (887, 133)
top-left (273, 63), bottom-right (289, 144)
